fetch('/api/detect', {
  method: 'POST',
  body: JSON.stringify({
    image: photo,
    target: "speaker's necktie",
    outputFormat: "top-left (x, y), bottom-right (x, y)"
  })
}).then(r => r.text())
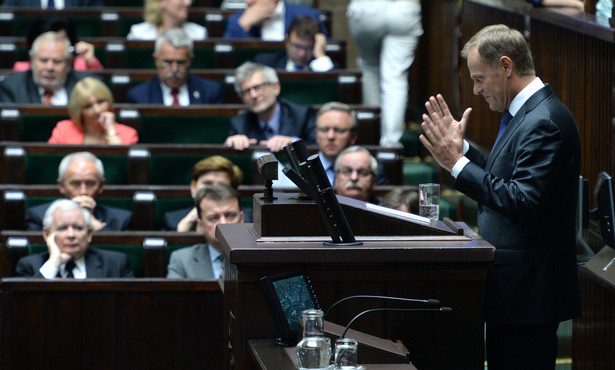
top-left (493, 110), bottom-right (513, 149)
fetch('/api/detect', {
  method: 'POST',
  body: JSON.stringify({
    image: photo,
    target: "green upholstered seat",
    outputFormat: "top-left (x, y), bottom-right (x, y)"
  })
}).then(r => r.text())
top-left (137, 114), bottom-right (229, 144)
top-left (24, 153), bottom-right (129, 185)
top-left (148, 154), bottom-right (253, 185)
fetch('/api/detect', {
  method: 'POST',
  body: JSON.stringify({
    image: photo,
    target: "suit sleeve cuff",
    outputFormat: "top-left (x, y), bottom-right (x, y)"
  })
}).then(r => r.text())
top-left (39, 260), bottom-right (59, 279)
top-left (451, 156), bottom-right (470, 179)
top-left (309, 56), bottom-right (334, 72)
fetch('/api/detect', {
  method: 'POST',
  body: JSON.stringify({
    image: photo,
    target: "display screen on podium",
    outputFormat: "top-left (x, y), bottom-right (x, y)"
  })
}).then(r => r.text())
top-left (261, 271), bottom-right (320, 346)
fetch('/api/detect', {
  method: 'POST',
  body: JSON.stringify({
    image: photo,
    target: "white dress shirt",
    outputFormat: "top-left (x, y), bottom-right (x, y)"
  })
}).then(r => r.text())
top-left (39, 257), bottom-right (87, 279)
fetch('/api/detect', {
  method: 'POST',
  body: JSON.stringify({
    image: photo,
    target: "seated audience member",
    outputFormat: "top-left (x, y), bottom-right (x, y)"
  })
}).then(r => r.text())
top-left (167, 184), bottom-right (244, 279)
top-left (16, 199), bottom-right (134, 279)
top-left (0, 32), bottom-right (96, 105)
top-left (14, 14), bottom-right (103, 72)
top-left (127, 28), bottom-right (223, 105)
top-left (2, 0), bottom-right (102, 8)
top-left (315, 102), bottom-right (389, 186)
top-left (223, 0), bottom-right (327, 41)
top-left (333, 146), bottom-right (378, 203)
top-left (48, 78), bottom-right (138, 144)
top-left (163, 156), bottom-right (243, 231)
top-left (255, 15), bottom-right (335, 72)
top-left (224, 62), bottom-right (316, 152)
top-left (127, 0), bottom-right (207, 40)
top-left (381, 187), bottom-right (419, 214)
top-left (26, 152), bottom-right (132, 231)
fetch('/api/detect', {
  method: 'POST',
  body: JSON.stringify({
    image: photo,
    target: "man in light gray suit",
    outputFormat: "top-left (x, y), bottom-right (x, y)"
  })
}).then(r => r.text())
top-left (166, 184), bottom-right (244, 279)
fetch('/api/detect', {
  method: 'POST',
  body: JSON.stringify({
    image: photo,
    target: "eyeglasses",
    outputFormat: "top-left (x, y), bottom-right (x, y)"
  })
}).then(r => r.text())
top-left (158, 59), bottom-right (189, 70)
top-left (337, 167), bottom-right (373, 178)
top-left (317, 127), bottom-right (351, 134)
top-left (239, 82), bottom-right (271, 98)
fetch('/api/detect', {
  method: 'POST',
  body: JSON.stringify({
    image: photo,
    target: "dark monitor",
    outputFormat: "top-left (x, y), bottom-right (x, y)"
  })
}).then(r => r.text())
top-left (260, 271), bottom-right (320, 346)
top-left (593, 172), bottom-right (615, 248)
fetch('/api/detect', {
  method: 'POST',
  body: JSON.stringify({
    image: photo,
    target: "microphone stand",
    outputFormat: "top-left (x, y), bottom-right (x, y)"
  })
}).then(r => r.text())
top-left (324, 295), bottom-right (442, 320)
top-left (340, 307), bottom-right (453, 339)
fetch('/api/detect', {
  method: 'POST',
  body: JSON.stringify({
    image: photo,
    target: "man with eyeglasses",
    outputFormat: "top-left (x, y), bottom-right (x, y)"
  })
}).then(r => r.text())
top-left (225, 61), bottom-right (316, 152)
top-left (127, 28), bottom-right (223, 106)
top-left (0, 31), bottom-right (96, 105)
top-left (333, 145), bottom-right (378, 203)
top-left (167, 184), bottom-right (244, 279)
top-left (255, 15), bottom-right (335, 72)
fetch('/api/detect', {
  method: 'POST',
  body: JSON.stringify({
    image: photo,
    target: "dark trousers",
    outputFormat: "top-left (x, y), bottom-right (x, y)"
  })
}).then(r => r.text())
top-left (486, 322), bottom-right (559, 370)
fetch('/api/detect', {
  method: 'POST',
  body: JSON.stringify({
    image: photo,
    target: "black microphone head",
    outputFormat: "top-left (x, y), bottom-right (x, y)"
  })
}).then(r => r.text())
top-left (440, 307), bottom-right (454, 313)
top-left (427, 299), bottom-right (441, 307)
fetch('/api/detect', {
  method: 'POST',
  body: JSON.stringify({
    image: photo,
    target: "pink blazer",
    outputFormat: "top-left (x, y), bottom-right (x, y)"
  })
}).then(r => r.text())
top-left (48, 120), bottom-right (139, 144)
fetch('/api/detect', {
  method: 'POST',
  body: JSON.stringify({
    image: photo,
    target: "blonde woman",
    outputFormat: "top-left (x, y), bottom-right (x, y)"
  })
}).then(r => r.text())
top-left (127, 0), bottom-right (207, 40)
top-left (48, 78), bottom-right (138, 145)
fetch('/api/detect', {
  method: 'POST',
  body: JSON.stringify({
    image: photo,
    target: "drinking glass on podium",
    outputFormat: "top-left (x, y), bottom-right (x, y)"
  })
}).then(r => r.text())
top-left (419, 183), bottom-right (440, 220)
top-left (334, 338), bottom-right (358, 368)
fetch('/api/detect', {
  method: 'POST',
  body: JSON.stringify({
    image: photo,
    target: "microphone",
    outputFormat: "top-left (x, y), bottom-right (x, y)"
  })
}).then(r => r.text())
top-left (340, 307), bottom-right (453, 339)
top-left (324, 295), bottom-right (442, 320)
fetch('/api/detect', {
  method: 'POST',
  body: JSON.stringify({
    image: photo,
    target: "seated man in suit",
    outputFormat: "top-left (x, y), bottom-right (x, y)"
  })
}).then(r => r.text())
top-left (333, 146), bottom-right (378, 204)
top-left (255, 15), bottom-right (335, 72)
top-left (0, 31), bottom-right (95, 105)
top-left (316, 102), bottom-right (389, 186)
top-left (163, 155), bottom-right (243, 231)
top-left (25, 151), bottom-right (132, 231)
top-left (127, 28), bottom-right (223, 106)
top-left (167, 184), bottom-right (244, 279)
top-left (223, 0), bottom-right (327, 41)
top-left (224, 62), bottom-right (316, 153)
top-left (16, 199), bottom-right (134, 278)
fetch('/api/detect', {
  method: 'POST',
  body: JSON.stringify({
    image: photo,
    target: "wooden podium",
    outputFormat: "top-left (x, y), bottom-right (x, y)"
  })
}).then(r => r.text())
top-left (217, 194), bottom-right (495, 370)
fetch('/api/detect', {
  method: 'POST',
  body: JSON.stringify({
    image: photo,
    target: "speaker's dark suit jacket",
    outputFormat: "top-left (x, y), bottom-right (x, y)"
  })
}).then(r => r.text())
top-left (15, 247), bottom-right (134, 278)
top-left (25, 202), bottom-right (132, 231)
top-left (0, 70), bottom-right (96, 104)
top-left (229, 98), bottom-right (316, 144)
top-left (254, 51), bottom-right (339, 71)
top-left (223, 3), bottom-right (327, 39)
top-left (126, 76), bottom-right (224, 105)
top-left (455, 84), bottom-right (581, 325)
top-left (2, 0), bottom-right (102, 6)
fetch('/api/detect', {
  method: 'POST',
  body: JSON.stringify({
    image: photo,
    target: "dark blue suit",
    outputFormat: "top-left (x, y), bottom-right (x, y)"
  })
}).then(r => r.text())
top-left (455, 84), bottom-right (581, 367)
top-left (126, 76), bottom-right (224, 105)
top-left (229, 98), bottom-right (316, 144)
top-left (25, 202), bottom-right (132, 231)
top-left (15, 248), bottom-right (134, 278)
top-left (223, 3), bottom-right (328, 39)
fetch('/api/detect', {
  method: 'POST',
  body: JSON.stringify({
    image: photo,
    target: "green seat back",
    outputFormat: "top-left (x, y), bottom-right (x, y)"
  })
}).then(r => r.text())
top-left (12, 16), bottom-right (103, 38)
top-left (148, 154), bottom-right (253, 185)
top-left (403, 161), bottom-right (438, 186)
top-left (279, 80), bottom-right (338, 105)
top-left (29, 243), bottom-right (144, 277)
top-left (20, 113), bottom-right (68, 142)
top-left (24, 153), bottom-right (129, 184)
top-left (137, 114), bottom-right (229, 144)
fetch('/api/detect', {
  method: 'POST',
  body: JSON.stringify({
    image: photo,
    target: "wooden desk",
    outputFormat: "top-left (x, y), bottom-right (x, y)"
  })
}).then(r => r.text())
top-left (248, 339), bottom-right (417, 370)
top-left (218, 194), bottom-right (495, 370)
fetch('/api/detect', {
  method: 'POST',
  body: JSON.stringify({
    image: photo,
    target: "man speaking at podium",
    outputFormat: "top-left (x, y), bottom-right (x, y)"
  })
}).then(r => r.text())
top-left (419, 25), bottom-right (581, 369)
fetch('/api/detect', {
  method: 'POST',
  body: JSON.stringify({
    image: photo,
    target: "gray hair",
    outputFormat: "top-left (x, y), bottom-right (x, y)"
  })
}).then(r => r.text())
top-left (334, 145), bottom-right (378, 176)
top-left (29, 31), bottom-right (72, 60)
top-left (42, 199), bottom-right (92, 230)
top-left (58, 152), bottom-right (105, 181)
top-left (460, 24), bottom-right (535, 76)
top-left (233, 61), bottom-right (279, 95)
top-left (155, 27), bottom-right (194, 54)
top-left (316, 101), bottom-right (357, 131)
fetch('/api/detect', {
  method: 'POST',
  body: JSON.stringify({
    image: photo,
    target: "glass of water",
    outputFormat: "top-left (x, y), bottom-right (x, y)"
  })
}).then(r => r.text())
top-left (334, 338), bottom-right (358, 368)
top-left (419, 183), bottom-right (440, 220)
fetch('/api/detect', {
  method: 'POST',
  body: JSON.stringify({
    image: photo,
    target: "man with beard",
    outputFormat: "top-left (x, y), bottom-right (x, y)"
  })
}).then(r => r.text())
top-left (127, 28), bottom-right (223, 105)
top-left (224, 61), bottom-right (316, 153)
top-left (333, 145), bottom-right (378, 203)
top-left (0, 31), bottom-right (95, 105)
